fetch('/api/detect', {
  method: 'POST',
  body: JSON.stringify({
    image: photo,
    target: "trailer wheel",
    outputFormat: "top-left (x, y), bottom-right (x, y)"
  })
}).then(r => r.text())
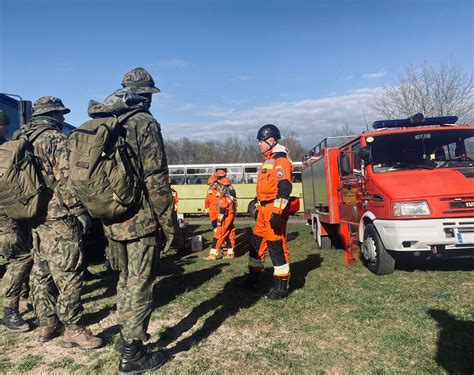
top-left (362, 224), bottom-right (395, 275)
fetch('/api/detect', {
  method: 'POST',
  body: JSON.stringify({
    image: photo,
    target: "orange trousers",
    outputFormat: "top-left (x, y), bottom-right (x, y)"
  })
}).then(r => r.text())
top-left (248, 203), bottom-right (290, 277)
top-left (212, 214), bottom-right (236, 250)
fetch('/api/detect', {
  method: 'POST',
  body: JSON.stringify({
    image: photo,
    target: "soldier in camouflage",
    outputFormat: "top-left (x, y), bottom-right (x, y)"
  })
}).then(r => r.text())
top-left (0, 110), bottom-right (33, 332)
top-left (23, 97), bottom-right (102, 348)
top-left (88, 68), bottom-right (175, 373)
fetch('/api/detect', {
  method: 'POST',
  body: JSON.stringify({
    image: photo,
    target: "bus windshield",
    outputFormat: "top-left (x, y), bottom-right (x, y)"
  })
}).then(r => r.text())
top-left (369, 128), bottom-right (474, 172)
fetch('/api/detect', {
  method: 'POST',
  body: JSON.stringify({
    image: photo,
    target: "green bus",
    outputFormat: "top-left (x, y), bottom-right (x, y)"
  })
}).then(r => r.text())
top-left (169, 162), bottom-right (303, 215)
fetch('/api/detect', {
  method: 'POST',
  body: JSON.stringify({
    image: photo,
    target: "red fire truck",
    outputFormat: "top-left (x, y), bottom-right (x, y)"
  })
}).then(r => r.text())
top-left (302, 114), bottom-right (474, 275)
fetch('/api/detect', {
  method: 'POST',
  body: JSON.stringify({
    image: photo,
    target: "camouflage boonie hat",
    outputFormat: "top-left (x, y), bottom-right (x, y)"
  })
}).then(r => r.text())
top-left (0, 110), bottom-right (9, 126)
top-left (121, 67), bottom-right (160, 94)
top-left (32, 96), bottom-right (71, 116)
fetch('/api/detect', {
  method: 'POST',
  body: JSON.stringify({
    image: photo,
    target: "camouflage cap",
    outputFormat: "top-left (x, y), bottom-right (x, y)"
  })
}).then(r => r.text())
top-left (121, 67), bottom-right (160, 94)
top-left (32, 96), bottom-right (71, 117)
top-left (0, 110), bottom-right (9, 126)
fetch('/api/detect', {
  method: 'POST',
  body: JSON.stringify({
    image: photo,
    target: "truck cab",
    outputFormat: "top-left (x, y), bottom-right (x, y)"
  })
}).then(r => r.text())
top-left (303, 114), bottom-right (474, 274)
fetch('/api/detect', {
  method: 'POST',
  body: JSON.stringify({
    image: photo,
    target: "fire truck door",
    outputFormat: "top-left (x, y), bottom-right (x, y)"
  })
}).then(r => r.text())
top-left (338, 148), bottom-right (362, 224)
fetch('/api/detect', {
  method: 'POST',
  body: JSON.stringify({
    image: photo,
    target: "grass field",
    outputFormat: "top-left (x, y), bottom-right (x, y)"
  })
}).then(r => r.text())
top-left (1, 222), bottom-right (473, 374)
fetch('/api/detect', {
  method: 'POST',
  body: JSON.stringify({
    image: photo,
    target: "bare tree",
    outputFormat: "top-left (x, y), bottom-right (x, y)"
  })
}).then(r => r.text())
top-left (371, 62), bottom-right (474, 124)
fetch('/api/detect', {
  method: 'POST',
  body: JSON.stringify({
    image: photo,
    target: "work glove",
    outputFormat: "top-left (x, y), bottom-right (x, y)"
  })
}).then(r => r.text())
top-left (269, 213), bottom-right (283, 232)
top-left (77, 212), bottom-right (92, 235)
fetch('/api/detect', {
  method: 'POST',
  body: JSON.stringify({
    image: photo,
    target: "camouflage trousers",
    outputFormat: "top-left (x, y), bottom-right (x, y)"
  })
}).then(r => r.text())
top-left (30, 218), bottom-right (84, 327)
top-left (108, 234), bottom-right (160, 342)
top-left (0, 220), bottom-right (33, 308)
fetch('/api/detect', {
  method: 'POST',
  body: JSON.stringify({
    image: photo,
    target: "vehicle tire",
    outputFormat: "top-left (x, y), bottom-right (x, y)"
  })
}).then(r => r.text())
top-left (361, 224), bottom-right (395, 275)
top-left (248, 199), bottom-right (257, 220)
top-left (320, 236), bottom-right (332, 249)
top-left (314, 217), bottom-right (332, 249)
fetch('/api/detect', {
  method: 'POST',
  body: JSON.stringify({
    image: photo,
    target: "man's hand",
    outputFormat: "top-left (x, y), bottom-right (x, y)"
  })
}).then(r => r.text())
top-left (269, 213), bottom-right (283, 232)
top-left (77, 212), bottom-right (92, 234)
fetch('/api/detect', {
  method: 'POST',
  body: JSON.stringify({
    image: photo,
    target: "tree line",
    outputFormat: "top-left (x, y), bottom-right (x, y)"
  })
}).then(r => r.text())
top-left (165, 61), bottom-right (473, 165)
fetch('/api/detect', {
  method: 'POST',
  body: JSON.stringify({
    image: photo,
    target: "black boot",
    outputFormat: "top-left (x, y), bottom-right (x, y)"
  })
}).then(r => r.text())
top-left (236, 271), bottom-right (260, 292)
top-left (3, 307), bottom-right (31, 332)
top-left (119, 339), bottom-right (168, 374)
top-left (264, 277), bottom-right (289, 300)
top-left (115, 332), bottom-right (154, 354)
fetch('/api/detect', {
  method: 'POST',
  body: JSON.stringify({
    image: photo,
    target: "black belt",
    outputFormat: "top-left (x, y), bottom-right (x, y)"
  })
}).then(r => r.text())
top-left (259, 200), bottom-right (274, 206)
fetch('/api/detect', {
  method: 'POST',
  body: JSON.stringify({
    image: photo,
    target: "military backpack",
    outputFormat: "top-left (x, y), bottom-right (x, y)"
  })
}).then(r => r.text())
top-left (67, 110), bottom-right (144, 220)
top-left (0, 128), bottom-right (54, 219)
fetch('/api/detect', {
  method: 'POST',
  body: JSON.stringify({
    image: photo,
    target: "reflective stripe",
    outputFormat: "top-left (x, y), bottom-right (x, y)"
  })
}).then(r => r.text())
top-left (262, 162), bottom-right (274, 169)
top-left (249, 257), bottom-right (264, 268)
top-left (227, 248), bottom-right (234, 255)
top-left (273, 198), bottom-right (288, 210)
top-left (210, 248), bottom-right (219, 256)
top-left (273, 263), bottom-right (290, 276)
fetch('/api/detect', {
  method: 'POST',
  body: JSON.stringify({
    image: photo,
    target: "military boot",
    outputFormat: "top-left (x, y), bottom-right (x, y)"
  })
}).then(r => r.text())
top-left (62, 326), bottom-right (102, 349)
top-left (38, 321), bottom-right (64, 342)
top-left (236, 271), bottom-right (260, 292)
top-left (264, 277), bottom-right (289, 300)
top-left (119, 339), bottom-right (168, 374)
top-left (115, 332), bottom-right (153, 354)
top-left (3, 307), bottom-right (31, 332)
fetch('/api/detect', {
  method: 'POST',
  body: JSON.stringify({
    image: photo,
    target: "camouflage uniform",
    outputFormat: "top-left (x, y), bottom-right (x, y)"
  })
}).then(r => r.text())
top-left (0, 111), bottom-right (33, 311)
top-left (23, 97), bottom-right (87, 329)
top-left (89, 69), bottom-right (175, 344)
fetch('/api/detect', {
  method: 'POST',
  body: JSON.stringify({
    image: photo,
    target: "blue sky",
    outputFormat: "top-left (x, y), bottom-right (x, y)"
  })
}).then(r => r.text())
top-left (1, 0), bottom-right (472, 147)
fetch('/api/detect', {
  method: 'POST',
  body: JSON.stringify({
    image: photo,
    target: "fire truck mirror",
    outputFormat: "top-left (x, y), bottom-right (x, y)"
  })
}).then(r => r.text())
top-left (338, 153), bottom-right (352, 177)
top-left (359, 146), bottom-right (372, 164)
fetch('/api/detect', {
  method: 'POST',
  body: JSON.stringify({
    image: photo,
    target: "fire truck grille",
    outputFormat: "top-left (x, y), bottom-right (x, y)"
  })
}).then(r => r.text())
top-left (440, 196), bottom-right (474, 213)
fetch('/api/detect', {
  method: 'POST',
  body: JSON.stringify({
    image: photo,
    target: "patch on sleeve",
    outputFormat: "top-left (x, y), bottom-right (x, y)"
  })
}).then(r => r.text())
top-left (276, 166), bottom-right (284, 178)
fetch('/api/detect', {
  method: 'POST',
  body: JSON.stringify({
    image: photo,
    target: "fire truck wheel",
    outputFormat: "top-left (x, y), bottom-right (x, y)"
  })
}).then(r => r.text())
top-left (362, 224), bottom-right (395, 275)
top-left (320, 236), bottom-right (332, 249)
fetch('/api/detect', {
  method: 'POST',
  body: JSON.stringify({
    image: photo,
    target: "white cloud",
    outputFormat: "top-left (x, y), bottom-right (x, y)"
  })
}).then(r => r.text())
top-left (362, 71), bottom-right (386, 79)
top-left (161, 87), bottom-right (384, 148)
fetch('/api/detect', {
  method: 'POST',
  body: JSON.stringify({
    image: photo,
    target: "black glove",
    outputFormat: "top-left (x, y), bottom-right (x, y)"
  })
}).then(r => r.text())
top-left (269, 213), bottom-right (283, 232)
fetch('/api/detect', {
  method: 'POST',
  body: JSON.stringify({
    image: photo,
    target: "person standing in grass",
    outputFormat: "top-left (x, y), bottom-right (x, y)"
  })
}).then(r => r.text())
top-left (239, 124), bottom-right (293, 300)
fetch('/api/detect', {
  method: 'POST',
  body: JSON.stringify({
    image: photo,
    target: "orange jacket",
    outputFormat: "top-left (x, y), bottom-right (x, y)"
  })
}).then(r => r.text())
top-left (171, 188), bottom-right (179, 212)
top-left (217, 185), bottom-right (236, 220)
top-left (256, 144), bottom-right (293, 214)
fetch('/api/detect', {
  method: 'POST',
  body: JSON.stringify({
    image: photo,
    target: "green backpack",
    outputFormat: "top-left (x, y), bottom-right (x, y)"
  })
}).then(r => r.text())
top-left (67, 110), bottom-right (144, 220)
top-left (0, 128), bottom-right (53, 219)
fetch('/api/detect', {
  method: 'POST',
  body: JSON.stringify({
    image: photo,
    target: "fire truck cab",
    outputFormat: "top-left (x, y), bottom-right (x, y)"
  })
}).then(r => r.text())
top-left (302, 114), bottom-right (474, 275)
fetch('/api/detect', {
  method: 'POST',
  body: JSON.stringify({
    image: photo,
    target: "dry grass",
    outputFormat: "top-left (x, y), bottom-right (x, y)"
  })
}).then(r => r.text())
top-left (0, 221), bottom-right (473, 374)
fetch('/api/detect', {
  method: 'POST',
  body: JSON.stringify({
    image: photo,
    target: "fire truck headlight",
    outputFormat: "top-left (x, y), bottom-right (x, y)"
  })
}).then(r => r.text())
top-left (392, 201), bottom-right (431, 217)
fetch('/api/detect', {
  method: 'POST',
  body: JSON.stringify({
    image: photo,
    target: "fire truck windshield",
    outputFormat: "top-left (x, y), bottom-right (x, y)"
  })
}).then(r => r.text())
top-left (369, 128), bottom-right (474, 172)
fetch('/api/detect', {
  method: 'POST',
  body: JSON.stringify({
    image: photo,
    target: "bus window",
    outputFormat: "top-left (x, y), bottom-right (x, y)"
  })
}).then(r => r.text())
top-left (186, 167), bottom-right (213, 185)
top-left (292, 171), bottom-right (302, 182)
top-left (244, 166), bottom-right (258, 184)
top-left (169, 167), bottom-right (186, 184)
top-left (226, 166), bottom-right (244, 184)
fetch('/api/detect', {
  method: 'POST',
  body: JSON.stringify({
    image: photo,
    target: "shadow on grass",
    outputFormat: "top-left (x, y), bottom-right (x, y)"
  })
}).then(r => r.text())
top-left (155, 253), bottom-right (321, 356)
top-left (428, 309), bottom-right (474, 375)
top-left (396, 256), bottom-right (474, 272)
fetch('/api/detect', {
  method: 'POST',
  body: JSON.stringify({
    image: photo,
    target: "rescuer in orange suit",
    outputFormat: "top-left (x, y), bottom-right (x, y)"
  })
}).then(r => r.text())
top-left (204, 170), bottom-right (226, 232)
top-left (239, 124), bottom-right (292, 300)
top-left (203, 177), bottom-right (237, 260)
top-left (168, 177), bottom-right (179, 212)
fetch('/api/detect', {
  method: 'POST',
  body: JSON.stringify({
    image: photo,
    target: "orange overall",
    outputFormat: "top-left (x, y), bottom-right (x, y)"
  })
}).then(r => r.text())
top-left (205, 175), bottom-right (219, 230)
top-left (249, 145), bottom-right (293, 277)
top-left (171, 188), bottom-right (179, 212)
top-left (211, 189), bottom-right (236, 256)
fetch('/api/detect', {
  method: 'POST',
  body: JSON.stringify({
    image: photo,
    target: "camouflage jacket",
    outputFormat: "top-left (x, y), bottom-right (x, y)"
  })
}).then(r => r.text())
top-left (20, 116), bottom-right (85, 221)
top-left (88, 95), bottom-right (174, 241)
top-left (0, 138), bottom-right (16, 232)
